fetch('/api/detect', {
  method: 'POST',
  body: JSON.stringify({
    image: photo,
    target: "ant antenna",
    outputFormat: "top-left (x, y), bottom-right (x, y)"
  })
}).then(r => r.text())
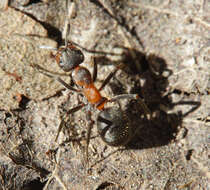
top-left (63, 0), bottom-right (76, 48)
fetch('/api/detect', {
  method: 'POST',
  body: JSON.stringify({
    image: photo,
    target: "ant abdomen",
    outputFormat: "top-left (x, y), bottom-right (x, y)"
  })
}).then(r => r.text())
top-left (97, 107), bottom-right (133, 146)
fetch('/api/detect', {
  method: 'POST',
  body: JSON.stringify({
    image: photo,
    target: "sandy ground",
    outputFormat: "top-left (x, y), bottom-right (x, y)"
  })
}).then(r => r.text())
top-left (0, 0), bottom-right (209, 190)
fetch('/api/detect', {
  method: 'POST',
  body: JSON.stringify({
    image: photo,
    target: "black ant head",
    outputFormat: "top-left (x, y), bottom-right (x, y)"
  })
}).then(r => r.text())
top-left (55, 42), bottom-right (84, 72)
top-left (97, 106), bottom-right (133, 146)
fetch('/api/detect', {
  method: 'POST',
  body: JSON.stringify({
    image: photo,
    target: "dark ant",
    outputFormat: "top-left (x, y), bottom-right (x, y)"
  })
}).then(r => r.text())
top-left (32, 0), bottom-right (151, 163)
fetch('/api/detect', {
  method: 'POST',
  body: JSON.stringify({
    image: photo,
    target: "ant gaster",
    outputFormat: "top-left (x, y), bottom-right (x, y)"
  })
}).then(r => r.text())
top-left (33, 0), bottom-right (151, 162)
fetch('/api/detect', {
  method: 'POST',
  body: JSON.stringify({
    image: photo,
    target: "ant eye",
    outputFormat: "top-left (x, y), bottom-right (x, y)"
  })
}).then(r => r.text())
top-left (59, 58), bottom-right (63, 66)
top-left (59, 59), bottom-right (64, 67)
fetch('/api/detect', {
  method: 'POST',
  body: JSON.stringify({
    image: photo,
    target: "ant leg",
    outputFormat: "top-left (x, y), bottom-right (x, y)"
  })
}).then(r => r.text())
top-left (92, 57), bottom-right (97, 82)
top-left (32, 64), bottom-right (80, 92)
top-left (85, 110), bottom-right (94, 166)
top-left (55, 103), bottom-right (85, 142)
top-left (31, 63), bottom-right (68, 77)
top-left (109, 94), bottom-right (151, 119)
top-left (57, 77), bottom-right (80, 92)
top-left (99, 63), bottom-right (125, 91)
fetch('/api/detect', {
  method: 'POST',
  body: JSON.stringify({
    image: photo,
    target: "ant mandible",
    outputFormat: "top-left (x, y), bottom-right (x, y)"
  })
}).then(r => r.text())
top-left (33, 0), bottom-right (151, 163)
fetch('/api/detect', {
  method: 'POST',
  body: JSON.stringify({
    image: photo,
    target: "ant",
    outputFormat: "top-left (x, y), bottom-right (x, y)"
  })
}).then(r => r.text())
top-left (32, 0), bottom-right (151, 163)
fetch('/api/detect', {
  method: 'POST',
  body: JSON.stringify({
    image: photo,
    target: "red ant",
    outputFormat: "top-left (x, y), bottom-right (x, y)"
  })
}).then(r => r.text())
top-left (33, 0), bottom-right (151, 163)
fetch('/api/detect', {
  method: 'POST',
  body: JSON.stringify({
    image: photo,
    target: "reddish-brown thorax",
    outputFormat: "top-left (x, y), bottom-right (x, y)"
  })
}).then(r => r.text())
top-left (72, 66), bottom-right (107, 110)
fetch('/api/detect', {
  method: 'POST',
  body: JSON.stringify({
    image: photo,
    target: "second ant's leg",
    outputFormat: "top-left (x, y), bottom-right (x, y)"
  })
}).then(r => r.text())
top-left (55, 103), bottom-right (85, 142)
top-left (109, 94), bottom-right (151, 119)
top-left (98, 63), bottom-right (125, 91)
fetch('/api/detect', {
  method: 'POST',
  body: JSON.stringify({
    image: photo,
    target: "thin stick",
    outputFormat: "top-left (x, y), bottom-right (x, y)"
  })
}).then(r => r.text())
top-left (63, 0), bottom-right (76, 47)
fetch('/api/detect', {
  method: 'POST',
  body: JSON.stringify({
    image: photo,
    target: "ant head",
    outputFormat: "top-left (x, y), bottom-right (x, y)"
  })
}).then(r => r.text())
top-left (55, 42), bottom-right (84, 72)
top-left (97, 106), bottom-right (133, 146)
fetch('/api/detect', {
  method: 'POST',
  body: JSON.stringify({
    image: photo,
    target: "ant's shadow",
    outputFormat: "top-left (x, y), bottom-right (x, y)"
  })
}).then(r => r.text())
top-left (94, 47), bottom-right (200, 150)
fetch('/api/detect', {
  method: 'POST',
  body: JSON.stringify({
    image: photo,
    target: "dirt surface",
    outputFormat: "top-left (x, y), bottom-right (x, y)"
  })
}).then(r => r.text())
top-left (0, 0), bottom-right (209, 190)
